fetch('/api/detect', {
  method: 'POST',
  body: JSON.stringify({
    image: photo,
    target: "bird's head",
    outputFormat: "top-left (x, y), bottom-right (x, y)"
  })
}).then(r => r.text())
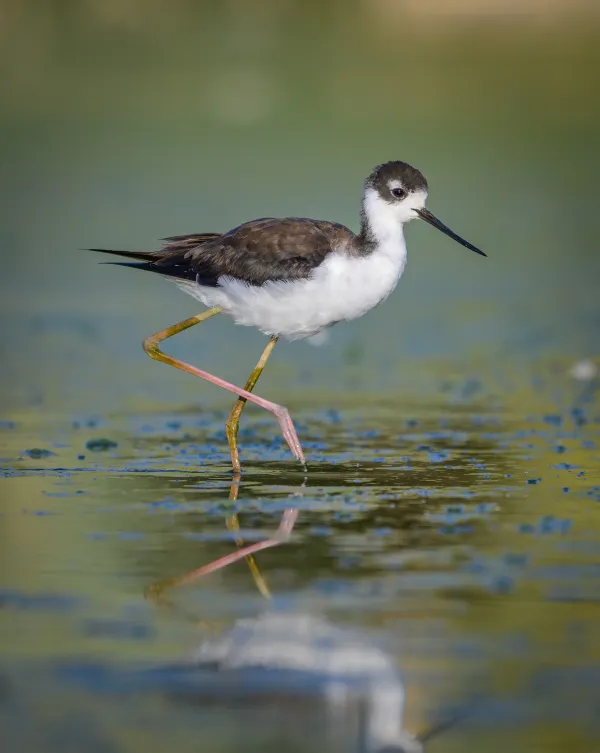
top-left (363, 160), bottom-right (486, 257)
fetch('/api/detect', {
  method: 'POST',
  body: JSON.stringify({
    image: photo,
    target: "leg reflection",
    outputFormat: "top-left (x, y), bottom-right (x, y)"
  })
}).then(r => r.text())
top-left (146, 475), bottom-right (299, 602)
top-left (224, 473), bottom-right (272, 599)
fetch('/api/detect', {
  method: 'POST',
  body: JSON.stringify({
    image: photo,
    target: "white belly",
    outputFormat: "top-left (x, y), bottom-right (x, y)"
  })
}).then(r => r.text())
top-left (175, 240), bottom-right (407, 341)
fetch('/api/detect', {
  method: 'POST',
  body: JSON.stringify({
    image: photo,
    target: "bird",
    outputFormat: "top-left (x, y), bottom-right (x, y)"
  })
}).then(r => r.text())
top-left (91, 160), bottom-right (485, 472)
top-left (185, 611), bottom-right (426, 753)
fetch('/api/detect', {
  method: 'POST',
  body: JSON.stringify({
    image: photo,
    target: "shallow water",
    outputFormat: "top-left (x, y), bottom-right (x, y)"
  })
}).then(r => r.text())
top-left (2, 382), bottom-right (600, 751)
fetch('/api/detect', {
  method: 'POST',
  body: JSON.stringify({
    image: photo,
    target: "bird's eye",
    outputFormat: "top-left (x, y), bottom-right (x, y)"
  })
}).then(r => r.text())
top-left (391, 187), bottom-right (407, 199)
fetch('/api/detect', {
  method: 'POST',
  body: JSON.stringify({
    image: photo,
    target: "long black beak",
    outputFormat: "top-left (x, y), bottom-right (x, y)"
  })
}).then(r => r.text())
top-left (415, 208), bottom-right (486, 257)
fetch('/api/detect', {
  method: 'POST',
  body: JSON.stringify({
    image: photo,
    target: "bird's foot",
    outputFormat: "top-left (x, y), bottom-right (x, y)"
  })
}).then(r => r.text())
top-left (272, 405), bottom-right (306, 466)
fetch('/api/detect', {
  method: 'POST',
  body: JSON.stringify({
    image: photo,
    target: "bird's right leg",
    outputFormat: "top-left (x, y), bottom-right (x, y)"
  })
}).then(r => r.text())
top-left (142, 309), bottom-right (305, 467)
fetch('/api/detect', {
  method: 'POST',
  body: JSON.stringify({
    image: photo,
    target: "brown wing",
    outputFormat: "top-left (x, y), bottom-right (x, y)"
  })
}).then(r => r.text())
top-left (91, 218), bottom-right (355, 286)
top-left (154, 218), bottom-right (355, 286)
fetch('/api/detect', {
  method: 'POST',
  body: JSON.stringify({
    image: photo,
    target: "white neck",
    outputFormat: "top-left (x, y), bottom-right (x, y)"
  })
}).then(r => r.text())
top-left (363, 187), bottom-right (404, 247)
top-left (361, 186), bottom-right (428, 255)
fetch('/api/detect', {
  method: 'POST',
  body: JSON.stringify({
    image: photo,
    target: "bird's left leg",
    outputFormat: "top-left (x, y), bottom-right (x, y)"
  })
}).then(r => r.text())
top-left (226, 335), bottom-right (279, 473)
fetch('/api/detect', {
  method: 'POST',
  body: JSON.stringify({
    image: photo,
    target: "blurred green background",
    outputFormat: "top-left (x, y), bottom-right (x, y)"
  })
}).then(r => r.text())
top-left (1, 0), bottom-right (599, 412)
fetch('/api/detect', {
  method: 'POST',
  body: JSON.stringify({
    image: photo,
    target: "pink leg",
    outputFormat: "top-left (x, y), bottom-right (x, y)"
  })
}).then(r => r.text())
top-left (169, 509), bottom-right (298, 585)
top-left (147, 508), bottom-right (299, 596)
top-left (142, 308), bottom-right (306, 467)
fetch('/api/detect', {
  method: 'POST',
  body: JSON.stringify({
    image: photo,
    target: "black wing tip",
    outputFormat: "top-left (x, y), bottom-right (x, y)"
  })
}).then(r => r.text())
top-left (84, 248), bottom-right (131, 256)
top-left (85, 247), bottom-right (158, 262)
top-left (99, 261), bottom-right (149, 268)
top-left (96, 257), bottom-right (204, 283)
top-left (88, 246), bottom-right (205, 281)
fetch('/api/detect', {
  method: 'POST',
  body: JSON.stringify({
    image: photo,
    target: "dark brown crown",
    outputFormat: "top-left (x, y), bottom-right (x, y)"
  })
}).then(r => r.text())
top-left (366, 161), bottom-right (428, 198)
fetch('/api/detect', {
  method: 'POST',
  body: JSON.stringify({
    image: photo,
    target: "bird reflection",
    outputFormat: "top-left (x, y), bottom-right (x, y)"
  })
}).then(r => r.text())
top-left (142, 477), bottom-right (462, 753)
top-left (186, 610), bottom-right (424, 753)
top-left (146, 472), bottom-right (299, 602)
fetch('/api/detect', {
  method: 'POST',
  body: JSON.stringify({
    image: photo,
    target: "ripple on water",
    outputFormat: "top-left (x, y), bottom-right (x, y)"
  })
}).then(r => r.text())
top-left (1, 397), bottom-right (599, 750)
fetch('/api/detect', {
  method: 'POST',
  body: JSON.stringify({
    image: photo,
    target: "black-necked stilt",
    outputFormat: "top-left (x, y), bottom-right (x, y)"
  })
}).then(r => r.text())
top-left (92, 160), bottom-right (485, 471)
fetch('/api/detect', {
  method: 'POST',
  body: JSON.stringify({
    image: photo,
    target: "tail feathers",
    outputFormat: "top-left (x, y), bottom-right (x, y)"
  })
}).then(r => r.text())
top-left (88, 248), bottom-right (158, 262)
top-left (89, 246), bottom-right (200, 282)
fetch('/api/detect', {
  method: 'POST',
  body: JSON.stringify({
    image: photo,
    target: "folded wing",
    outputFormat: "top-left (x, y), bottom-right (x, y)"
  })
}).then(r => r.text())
top-left (91, 217), bottom-right (355, 286)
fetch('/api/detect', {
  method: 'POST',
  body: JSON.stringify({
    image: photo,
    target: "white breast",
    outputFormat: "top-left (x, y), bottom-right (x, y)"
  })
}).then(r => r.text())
top-left (176, 233), bottom-right (407, 340)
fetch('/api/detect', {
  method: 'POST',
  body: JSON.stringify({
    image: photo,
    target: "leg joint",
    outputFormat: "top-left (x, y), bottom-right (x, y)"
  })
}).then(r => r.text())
top-left (141, 307), bottom-right (222, 360)
top-left (142, 335), bottom-right (160, 358)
